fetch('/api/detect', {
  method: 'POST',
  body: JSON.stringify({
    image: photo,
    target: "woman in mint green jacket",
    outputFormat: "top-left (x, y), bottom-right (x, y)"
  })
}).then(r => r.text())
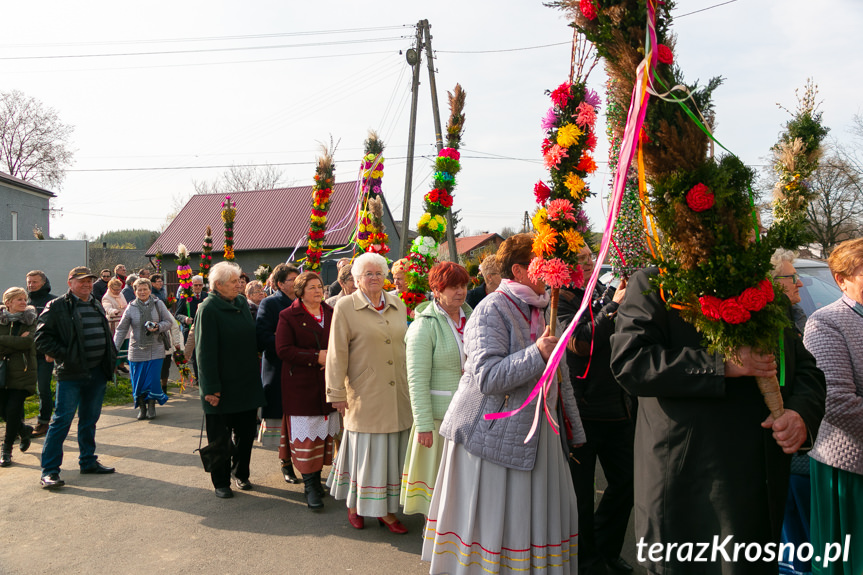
top-left (400, 262), bottom-right (472, 516)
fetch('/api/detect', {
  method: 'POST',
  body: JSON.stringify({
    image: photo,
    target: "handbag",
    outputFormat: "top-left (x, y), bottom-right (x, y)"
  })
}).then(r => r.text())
top-left (193, 413), bottom-right (235, 472)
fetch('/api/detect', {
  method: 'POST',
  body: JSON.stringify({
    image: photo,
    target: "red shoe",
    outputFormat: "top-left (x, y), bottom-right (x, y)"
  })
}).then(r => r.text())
top-left (378, 516), bottom-right (408, 534)
top-left (348, 510), bottom-right (364, 529)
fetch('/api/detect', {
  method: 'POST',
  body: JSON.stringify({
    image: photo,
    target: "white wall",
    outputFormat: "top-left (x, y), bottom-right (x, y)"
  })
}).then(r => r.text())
top-left (0, 240), bottom-right (88, 294)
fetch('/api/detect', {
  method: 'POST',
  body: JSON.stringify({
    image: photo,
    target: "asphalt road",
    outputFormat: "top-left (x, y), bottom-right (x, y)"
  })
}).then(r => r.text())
top-left (0, 381), bottom-right (643, 575)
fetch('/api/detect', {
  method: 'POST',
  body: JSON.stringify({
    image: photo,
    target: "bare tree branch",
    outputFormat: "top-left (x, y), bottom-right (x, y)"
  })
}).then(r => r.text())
top-left (0, 89), bottom-right (75, 190)
top-left (806, 155), bottom-right (863, 257)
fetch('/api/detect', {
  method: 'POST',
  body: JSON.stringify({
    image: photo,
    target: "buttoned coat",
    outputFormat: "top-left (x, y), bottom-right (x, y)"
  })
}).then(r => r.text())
top-left (325, 290), bottom-right (411, 433)
top-left (275, 298), bottom-right (335, 417)
top-left (803, 294), bottom-right (863, 475)
top-left (256, 289), bottom-right (293, 419)
top-left (610, 268), bottom-right (826, 574)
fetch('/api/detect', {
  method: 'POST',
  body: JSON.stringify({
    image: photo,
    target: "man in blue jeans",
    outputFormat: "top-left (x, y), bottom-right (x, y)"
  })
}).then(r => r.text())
top-left (26, 270), bottom-right (57, 436)
top-left (34, 266), bottom-right (118, 489)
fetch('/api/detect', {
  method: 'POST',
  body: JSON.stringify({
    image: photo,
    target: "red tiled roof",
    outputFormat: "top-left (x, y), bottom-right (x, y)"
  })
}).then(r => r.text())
top-left (147, 181), bottom-right (363, 255)
top-left (440, 232), bottom-right (504, 256)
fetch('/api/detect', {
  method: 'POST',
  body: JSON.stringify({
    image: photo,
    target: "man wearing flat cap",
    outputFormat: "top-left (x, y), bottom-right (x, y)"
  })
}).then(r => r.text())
top-left (34, 266), bottom-right (118, 489)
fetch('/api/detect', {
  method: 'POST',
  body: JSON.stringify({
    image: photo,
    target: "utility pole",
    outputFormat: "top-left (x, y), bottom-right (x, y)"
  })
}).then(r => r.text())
top-left (422, 21), bottom-right (458, 262)
top-left (399, 22), bottom-right (424, 260)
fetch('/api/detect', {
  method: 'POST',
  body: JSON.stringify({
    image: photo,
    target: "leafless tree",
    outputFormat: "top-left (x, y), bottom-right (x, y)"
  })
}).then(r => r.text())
top-left (0, 89), bottom-right (75, 190)
top-left (192, 164), bottom-right (285, 195)
top-left (806, 155), bottom-right (863, 257)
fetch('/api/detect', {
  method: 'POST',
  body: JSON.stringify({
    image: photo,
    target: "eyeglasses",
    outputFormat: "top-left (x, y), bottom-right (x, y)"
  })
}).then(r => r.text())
top-left (776, 273), bottom-right (800, 283)
top-left (362, 272), bottom-right (385, 279)
top-left (101, 275), bottom-right (111, 279)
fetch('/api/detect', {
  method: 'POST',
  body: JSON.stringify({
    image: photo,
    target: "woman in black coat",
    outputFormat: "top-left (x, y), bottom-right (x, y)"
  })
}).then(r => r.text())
top-left (0, 288), bottom-right (38, 466)
top-left (275, 271), bottom-right (337, 510)
top-left (610, 268), bottom-right (826, 575)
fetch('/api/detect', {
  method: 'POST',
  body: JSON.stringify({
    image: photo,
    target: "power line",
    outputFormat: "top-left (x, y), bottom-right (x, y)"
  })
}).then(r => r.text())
top-left (436, 41), bottom-right (570, 54)
top-left (0, 36), bottom-right (408, 60)
top-left (676, 0), bottom-right (740, 18)
top-left (0, 25), bottom-right (410, 48)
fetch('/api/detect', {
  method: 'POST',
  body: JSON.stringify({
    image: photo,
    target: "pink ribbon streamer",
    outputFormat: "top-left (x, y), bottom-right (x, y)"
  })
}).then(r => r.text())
top-left (485, 0), bottom-right (658, 444)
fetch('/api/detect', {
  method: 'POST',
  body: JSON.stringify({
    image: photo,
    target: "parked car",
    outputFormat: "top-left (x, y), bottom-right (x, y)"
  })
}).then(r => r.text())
top-left (595, 259), bottom-right (841, 317)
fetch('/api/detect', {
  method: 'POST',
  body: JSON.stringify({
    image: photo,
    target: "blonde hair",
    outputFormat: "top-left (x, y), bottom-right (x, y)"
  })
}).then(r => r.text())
top-left (391, 258), bottom-right (409, 276)
top-left (3, 287), bottom-right (27, 305)
top-left (828, 237), bottom-right (863, 280)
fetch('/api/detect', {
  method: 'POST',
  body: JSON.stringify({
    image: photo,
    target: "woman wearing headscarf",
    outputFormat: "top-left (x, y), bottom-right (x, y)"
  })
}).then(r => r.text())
top-left (113, 278), bottom-right (172, 420)
top-left (400, 261), bottom-right (471, 517)
top-left (422, 234), bottom-right (585, 574)
top-left (803, 237), bottom-right (863, 574)
top-left (0, 288), bottom-right (38, 466)
top-left (326, 252), bottom-right (412, 533)
top-left (275, 271), bottom-right (337, 510)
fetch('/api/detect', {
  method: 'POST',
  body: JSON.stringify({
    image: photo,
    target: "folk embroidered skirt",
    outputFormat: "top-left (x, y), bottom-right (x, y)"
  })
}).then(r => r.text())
top-left (400, 419), bottom-right (445, 516)
top-left (289, 413), bottom-right (340, 474)
top-left (422, 419), bottom-right (579, 575)
top-left (327, 428), bottom-right (410, 517)
top-left (129, 359), bottom-right (169, 406)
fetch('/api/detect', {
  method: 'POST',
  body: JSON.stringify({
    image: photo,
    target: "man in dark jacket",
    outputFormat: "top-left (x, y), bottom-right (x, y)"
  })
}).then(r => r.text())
top-left (255, 263), bottom-right (300, 484)
top-left (610, 268), bottom-right (826, 575)
top-left (558, 247), bottom-right (633, 575)
top-left (176, 275), bottom-right (206, 379)
top-left (34, 266), bottom-right (118, 489)
top-left (26, 270), bottom-right (58, 436)
top-left (91, 269), bottom-right (111, 301)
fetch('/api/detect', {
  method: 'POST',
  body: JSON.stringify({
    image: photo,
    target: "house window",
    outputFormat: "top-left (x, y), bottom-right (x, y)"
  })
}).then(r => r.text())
top-left (10, 211), bottom-right (18, 240)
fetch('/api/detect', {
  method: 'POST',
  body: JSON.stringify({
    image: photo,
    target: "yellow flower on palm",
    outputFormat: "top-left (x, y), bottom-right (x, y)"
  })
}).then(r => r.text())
top-left (556, 123), bottom-right (583, 148)
top-left (565, 173), bottom-right (587, 200)
top-left (532, 224), bottom-right (558, 257)
top-left (531, 207), bottom-right (548, 231)
top-left (561, 229), bottom-right (585, 256)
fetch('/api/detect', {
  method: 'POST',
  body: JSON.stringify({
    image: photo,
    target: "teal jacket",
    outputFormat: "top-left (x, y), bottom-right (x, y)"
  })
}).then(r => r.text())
top-left (195, 292), bottom-right (265, 415)
top-left (405, 300), bottom-right (472, 432)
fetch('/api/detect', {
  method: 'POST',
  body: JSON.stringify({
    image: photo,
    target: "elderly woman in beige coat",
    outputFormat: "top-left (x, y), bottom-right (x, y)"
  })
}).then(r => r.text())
top-left (326, 251), bottom-right (412, 534)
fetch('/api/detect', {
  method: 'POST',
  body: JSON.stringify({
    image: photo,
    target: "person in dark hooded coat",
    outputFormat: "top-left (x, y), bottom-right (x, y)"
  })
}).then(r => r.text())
top-left (26, 270), bottom-right (57, 436)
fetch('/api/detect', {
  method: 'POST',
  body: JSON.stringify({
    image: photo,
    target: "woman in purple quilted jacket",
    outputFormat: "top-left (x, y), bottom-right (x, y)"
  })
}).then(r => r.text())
top-left (803, 237), bottom-right (863, 574)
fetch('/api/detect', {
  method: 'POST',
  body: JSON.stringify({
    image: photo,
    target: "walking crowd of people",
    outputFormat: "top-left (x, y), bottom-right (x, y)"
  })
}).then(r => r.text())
top-left (1, 234), bottom-right (861, 575)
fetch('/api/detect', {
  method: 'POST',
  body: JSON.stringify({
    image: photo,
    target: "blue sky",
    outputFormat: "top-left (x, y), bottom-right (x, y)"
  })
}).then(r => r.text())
top-left (2, 0), bottom-right (860, 243)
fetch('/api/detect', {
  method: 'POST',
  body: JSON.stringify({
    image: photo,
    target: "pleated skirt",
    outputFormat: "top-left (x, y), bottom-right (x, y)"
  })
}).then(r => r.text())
top-left (400, 419), bottom-right (445, 516)
top-left (422, 419), bottom-right (579, 575)
top-left (327, 428), bottom-right (410, 517)
top-left (810, 458), bottom-right (863, 575)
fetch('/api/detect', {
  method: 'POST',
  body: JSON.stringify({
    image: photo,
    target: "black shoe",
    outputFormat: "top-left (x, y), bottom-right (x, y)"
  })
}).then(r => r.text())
top-left (606, 556), bottom-right (633, 573)
top-left (313, 471), bottom-right (327, 498)
top-left (80, 462), bottom-right (115, 474)
top-left (234, 477), bottom-right (252, 491)
top-left (19, 425), bottom-right (33, 452)
top-left (215, 487), bottom-right (234, 499)
top-left (31, 423), bottom-right (49, 437)
top-left (40, 473), bottom-right (65, 489)
top-left (282, 464), bottom-right (301, 484)
top-left (303, 473), bottom-right (324, 510)
top-left (0, 447), bottom-right (11, 467)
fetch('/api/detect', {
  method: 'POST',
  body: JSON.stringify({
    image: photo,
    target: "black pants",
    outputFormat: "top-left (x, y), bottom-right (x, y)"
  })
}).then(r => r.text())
top-left (160, 355), bottom-right (172, 380)
top-left (569, 418), bottom-right (635, 571)
top-left (204, 409), bottom-right (256, 488)
top-left (0, 388), bottom-right (28, 448)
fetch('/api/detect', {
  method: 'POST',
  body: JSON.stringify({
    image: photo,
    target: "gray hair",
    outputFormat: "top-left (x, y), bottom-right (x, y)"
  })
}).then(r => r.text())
top-left (351, 252), bottom-right (388, 283)
top-left (125, 274), bottom-right (138, 287)
top-left (210, 261), bottom-right (241, 290)
top-left (337, 264), bottom-right (353, 284)
top-left (479, 256), bottom-right (501, 277)
top-left (770, 248), bottom-right (797, 278)
top-left (191, 274), bottom-right (204, 285)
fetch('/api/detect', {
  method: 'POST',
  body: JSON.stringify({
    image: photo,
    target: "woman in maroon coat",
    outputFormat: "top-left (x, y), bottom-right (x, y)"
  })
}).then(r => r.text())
top-left (275, 271), bottom-right (339, 510)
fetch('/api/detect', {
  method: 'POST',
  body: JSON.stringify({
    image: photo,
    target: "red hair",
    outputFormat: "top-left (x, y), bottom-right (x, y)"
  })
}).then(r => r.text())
top-left (429, 262), bottom-right (470, 292)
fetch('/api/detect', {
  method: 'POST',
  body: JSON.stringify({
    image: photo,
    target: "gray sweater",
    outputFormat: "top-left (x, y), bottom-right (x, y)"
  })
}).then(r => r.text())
top-left (113, 298), bottom-right (173, 362)
top-left (804, 294), bottom-right (863, 475)
top-left (440, 281), bottom-right (585, 471)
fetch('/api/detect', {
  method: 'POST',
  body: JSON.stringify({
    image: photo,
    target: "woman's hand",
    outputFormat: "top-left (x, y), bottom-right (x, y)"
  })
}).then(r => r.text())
top-left (612, 279), bottom-right (627, 304)
top-left (204, 393), bottom-right (220, 407)
top-left (317, 349), bottom-right (327, 366)
top-left (417, 431), bottom-right (434, 448)
top-left (332, 401), bottom-right (347, 416)
top-left (20, 331), bottom-right (30, 338)
top-left (45, 355), bottom-right (54, 363)
top-left (536, 326), bottom-right (559, 362)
